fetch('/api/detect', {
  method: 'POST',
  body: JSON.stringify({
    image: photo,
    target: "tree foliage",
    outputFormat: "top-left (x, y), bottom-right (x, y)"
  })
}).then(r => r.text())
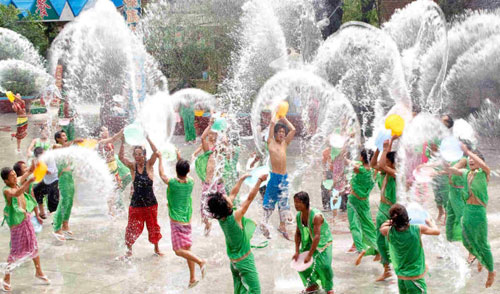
top-left (342, 0), bottom-right (379, 27)
top-left (0, 5), bottom-right (54, 57)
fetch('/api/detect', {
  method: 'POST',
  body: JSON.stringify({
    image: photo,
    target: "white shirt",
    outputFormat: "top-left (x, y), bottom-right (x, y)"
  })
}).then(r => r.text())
top-left (43, 158), bottom-right (58, 184)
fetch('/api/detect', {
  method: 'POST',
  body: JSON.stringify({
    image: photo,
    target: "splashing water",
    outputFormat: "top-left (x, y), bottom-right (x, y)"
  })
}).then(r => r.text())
top-left (0, 59), bottom-right (54, 96)
top-left (0, 28), bottom-right (45, 68)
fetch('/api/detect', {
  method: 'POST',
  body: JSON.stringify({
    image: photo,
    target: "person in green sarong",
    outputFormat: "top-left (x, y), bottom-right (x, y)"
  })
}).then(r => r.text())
top-left (293, 191), bottom-right (334, 294)
top-left (445, 157), bottom-right (468, 242)
top-left (446, 147), bottom-right (495, 288)
top-left (52, 131), bottom-right (76, 242)
top-left (373, 136), bottom-right (399, 282)
top-left (380, 204), bottom-right (440, 294)
top-left (206, 173), bottom-right (268, 294)
top-left (180, 103), bottom-right (196, 144)
top-left (346, 149), bottom-right (378, 266)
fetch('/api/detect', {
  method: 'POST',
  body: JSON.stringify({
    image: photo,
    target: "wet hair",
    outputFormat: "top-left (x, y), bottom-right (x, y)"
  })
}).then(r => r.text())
top-left (360, 149), bottom-right (374, 164)
top-left (293, 191), bottom-right (310, 209)
top-left (274, 123), bottom-right (288, 136)
top-left (34, 147), bottom-right (44, 158)
top-left (386, 151), bottom-right (396, 165)
top-left (1, 167), bottom-right (12, 181)
top-left (389, 204), bottom-right (410, 232)
top-left (207, 192), bottom-right (232, 220)
top-left (412, 104), bottom-right (421, 114)
top-left (442, 115), bottom-right (454, 129)
top-left (54, 130), bottom-right (66, 143)
top-left (472, 149), bottom-right (485, 162)
top-left (133, 146), bottom-right (146, 156)
top-left (13, 161), bottom-right (25, 177)
top-left (176, 159), bottom-right (190, 177)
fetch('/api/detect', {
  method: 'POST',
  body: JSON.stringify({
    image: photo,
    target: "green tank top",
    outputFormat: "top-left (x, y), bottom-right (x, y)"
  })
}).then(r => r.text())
top-left (34, 138), bottom-right (50, 151)
top-left (219, 214), bottom-right (251, 260)
top-left (463, 169), bottom-right (488, 206)
top-left (167, 178), bottom-right (194, 223)
top-left (388, 225), bottom-right (425, 277)
top-left (2, 186), bottom-right (27, 227)
top-left (351, 164), bottom-right (374, 198)
top-left (296, 208), bottom-right (333, 252)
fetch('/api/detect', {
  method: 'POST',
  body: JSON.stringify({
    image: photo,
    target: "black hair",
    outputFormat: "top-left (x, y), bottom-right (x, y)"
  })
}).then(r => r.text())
top-left (442, 115), bottom-right (454, 129)
top-left (1, 167), bottom-right (12, 181)
top-left (293, 191), bottom-right (310, 209)
top-left (386, 151), bottom-right (396, 165)
top-left (207, 192), bottom-right (232, 220)
top-left (34, 147), bottom-right (44, 158)
top-left (274, 123), bottom-right (288, 136)
top-left (412, 103), bottom-right (421, 114)
top-left (13, 161), bottom-right (25, 177)
top-left (133, 146), bottom-right (146, 156)
top-left (360, 149), bottom-right (374, 164)
top-left (176, 159), bottom-right (190, 177)
top-left (472, 149), bottom-right (485, 162)
top-left (389, 204), bottom-right (410, 232)
top-left (54, 130), bottom-right (66, 143)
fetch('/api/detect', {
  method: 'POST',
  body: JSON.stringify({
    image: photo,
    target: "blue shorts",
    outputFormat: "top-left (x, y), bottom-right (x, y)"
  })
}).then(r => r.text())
top-left (263, 172), bottom-right (290, 211)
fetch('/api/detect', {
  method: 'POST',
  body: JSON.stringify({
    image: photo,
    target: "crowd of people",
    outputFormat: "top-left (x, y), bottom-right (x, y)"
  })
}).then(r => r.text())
top-left (1, 96), bottom-right (496, 294)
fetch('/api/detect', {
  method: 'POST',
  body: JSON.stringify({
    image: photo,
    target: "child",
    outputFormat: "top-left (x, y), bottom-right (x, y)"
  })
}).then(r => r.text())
top-left (346, 149), bottom-right (378, 265)
top-left (32, 147), bottom-right (59, 218)
top-left (206, 173), bottom-right (267, 294)
top-left (13, 161), bottom-right (43, 226)
top-left (293, 191), bottom-right (334, 294)
top-left (446, 146), bottom-right (495, 288)
top-left (10, 93), bottom-right (28, 153)
top-left (158, 151), bottom-right (206, 288)
top-left (26, 124), bottom-right (51, 158)
top-left (380, 204), bottom-right (440, 294)
top-left (2, 167), bottom-right (50, 291)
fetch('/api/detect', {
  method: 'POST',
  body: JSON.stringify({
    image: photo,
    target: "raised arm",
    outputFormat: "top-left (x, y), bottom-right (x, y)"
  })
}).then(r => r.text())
top-left (419, 218), bottom-right (440, 236)
top-left (157, 151), bottom-right (169, 185)
top-left (19, 162), bottom-right (35, 184)
top-left (464, 146), bottom-right (490, 177)
top-left (380, 220), bottom-right (392, 236)
top-left (146, 136), bottom-right (159, 166)
top-left (234, 174), bottom-right (268, 222)
top-left (282, 117), bottom-right (296, 145)
top-left (228, 174), bottom-right (251, 204)
top-left (304, 214), bottom-right (324, 263)
top-left (118, 138), bottom-right (134, 170)
top-left (370, 149), bottom-right (380, 170)
top-left (26, 139), bottom-right (37, 158)
top-left (201, 120), bottom-right (214, 152)
top-left (379, 139), bottom-right (396, 178)
top-left (267, 120), bottom-right (275, 145)
top-left (4, 176), bottom-right (35, 199)
top-left (98, 129), bottom-right (124, 145)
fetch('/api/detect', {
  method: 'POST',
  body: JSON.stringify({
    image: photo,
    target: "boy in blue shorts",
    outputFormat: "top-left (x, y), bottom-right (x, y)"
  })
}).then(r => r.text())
top-left (261, 115), bottom-right (296, 240)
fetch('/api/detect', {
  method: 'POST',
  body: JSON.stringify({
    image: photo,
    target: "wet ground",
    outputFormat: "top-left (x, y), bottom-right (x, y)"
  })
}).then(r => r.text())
top-left (0, 109), bottom-right (499, 294)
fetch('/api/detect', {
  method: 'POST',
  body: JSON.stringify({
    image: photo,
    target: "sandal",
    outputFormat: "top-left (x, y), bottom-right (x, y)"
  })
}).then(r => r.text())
top-left (1, 280), bottom-right (11, 292)
top-left (39, 214), bottom-right (47, 220)
top-left (200, 264), bottom-right (207, 279)
top-left (277, 229), bottom-right (292, 241)
top-left (63, 231), bottom-right (74, 240)
top-left (35, 275), bottom-right (50, 285)
top-left (188, 280), bottom-right (199, 289)
top-left (52, 232), bottom-right (66, 242)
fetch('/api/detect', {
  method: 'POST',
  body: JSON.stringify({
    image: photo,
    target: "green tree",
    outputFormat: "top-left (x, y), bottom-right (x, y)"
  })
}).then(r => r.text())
top-left (0, 5), bottom-right (53, 57)
top-left (342, 0), bottom-right (379, 27)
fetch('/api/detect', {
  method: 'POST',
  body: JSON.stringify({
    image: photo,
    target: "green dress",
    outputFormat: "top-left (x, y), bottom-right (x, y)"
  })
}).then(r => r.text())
top-left (195, 151), bottom-right (213, 183)
top-left (445, 158), bottom-right (468, 242)
top-left (219, 214), bottom-right (261, 294)
top-left (376, 173), bottom-right (396, 265)
top-left (296, 208), bottom-right (334, 292)
top-left (166, 178), bottom-right (194, 223)
top-left (53, 162), bottom-right (75, 231)
top-left (180, 105), bottom-right (196, 142)
top-left (388, 225), bottom-right (427, 294)
top-left (461, 169), bottom-right (494, 272)
top-left (347, 164), bottom-right (378, 255)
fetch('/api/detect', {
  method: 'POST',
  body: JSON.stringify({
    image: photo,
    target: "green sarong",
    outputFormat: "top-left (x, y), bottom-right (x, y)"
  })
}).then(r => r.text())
top-left (397, 279), bottom-right (427, 294)
top-left (230, 252), bottom-right (261, 294)
top-left (296, 208), bottom-right (334, 291)
top-left (445, 184), bottom-right (465, 242)
top-left (461, 168), bottom-right (493, 271)
top-left (180, 105), bottom-right (196, 142)
top-left (195, 151), bottom-right (213, 182)
top-left (347, 164), bottom-right (377, 255)
top-left (376, 173), bottom-right (396, 265)
top-left (53, 170), bottom-right (75, 231)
